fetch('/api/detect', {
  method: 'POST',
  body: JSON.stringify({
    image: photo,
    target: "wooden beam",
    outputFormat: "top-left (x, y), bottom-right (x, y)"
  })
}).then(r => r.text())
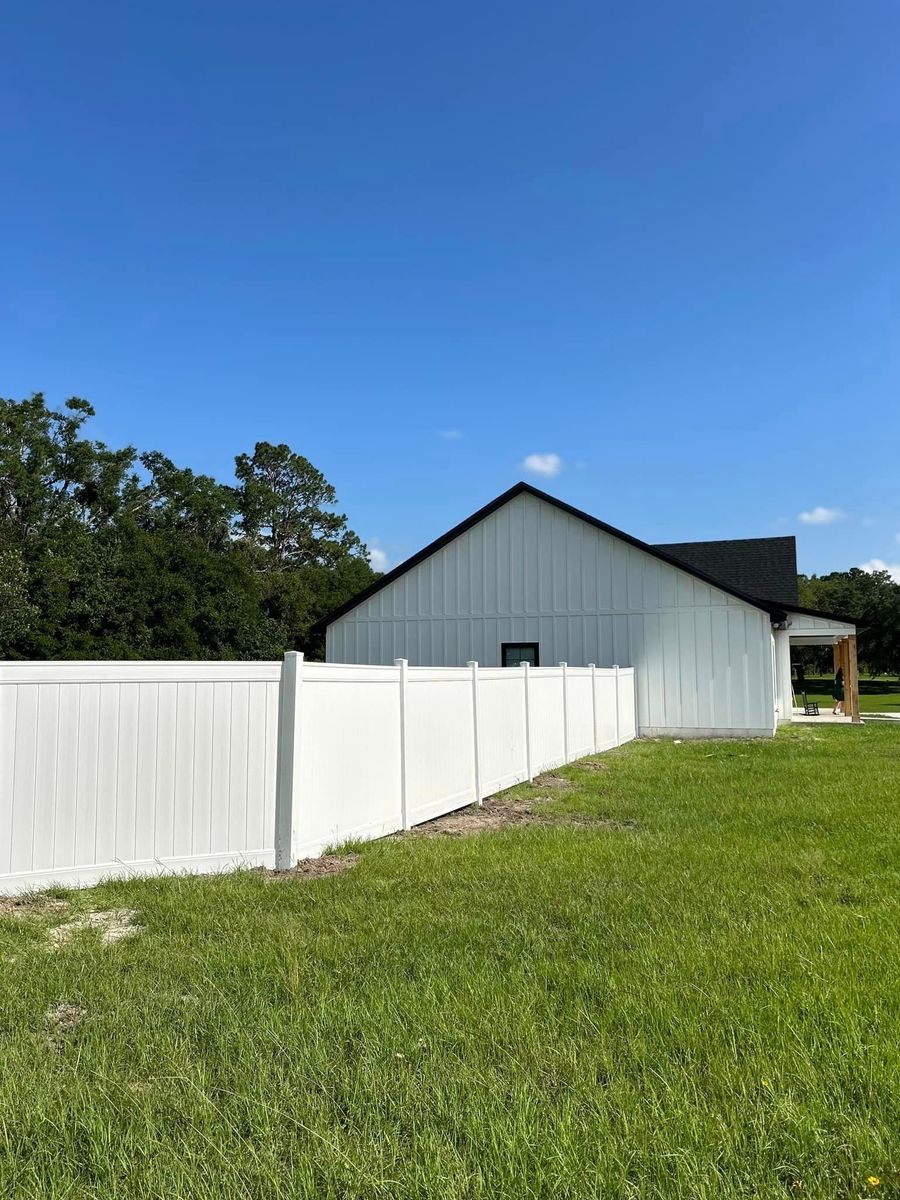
top-left (846, 634), bottom-right (861, 723)
top-left (832, 639), bottom-right (846, 715)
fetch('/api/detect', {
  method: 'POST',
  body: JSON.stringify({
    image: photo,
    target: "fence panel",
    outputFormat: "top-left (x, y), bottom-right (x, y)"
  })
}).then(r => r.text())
top-left (617, 668), bottom-right (638, 743)
top-left (593, 670), bottom-right (619, 751)
top-left (405, 668), bottom-right (477, 826)
top-left (566, 668), bottom-right (595, 760)
top-left (477, 668), bottom-right (529, 795)
top-left (528, 668), bottom-right (567, 774)
top-left (293, 663), bottom-right (404, 857)
top-left (0, 662), bottom-right (282, 893)
top-left (1, 656), bottom-right (638, 892)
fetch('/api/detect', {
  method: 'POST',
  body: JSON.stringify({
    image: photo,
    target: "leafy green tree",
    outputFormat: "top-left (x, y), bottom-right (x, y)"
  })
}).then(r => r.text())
top-left (135, 451), bottom-right (237, 549)
top-left (234, 442), bottom-right (367, 568)
top-left (799, 567), bottom-right (900, 676)
top-left (0, 546), bottom-right (37, 655)
top-left (0, 393), bottom-right (136, 538)
top-left (0, 394), bottom-right (374, 660)
top-left (0, 393), bottom-right (139, 658)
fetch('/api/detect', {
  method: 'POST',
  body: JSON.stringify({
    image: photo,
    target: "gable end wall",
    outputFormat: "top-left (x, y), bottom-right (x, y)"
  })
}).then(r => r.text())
top-left (327, 493), bottom-right (775, 734)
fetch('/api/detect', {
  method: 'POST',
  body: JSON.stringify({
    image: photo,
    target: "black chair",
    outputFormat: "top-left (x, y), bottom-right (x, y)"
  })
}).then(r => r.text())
top-left (801, 693), bottom-right (819, 716)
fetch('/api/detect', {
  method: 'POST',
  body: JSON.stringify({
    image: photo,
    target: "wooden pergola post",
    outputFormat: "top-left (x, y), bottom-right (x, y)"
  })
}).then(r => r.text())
top-left (846, 634), bottom-right (861, 723)
top-left (832, 636), bottom-right (860, 723)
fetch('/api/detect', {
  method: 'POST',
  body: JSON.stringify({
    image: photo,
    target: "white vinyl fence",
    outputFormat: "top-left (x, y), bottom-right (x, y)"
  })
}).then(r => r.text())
top-left (0, 655), bottom-right (636, 895)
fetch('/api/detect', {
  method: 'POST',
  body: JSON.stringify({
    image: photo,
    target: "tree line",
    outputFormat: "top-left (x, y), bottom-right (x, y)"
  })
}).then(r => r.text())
top-left (0, 393), bottom-right (377, 660)
top-left (799, 568), bottom-right (900, 676)
top-left (3, 392), bottom-right (898, 672)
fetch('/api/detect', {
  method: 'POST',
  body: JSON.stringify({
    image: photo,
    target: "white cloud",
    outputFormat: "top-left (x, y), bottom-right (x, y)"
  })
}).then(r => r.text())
top-left (798, 506), bottom-right (844, 525)
top-left (522, 452), bottom-right (563, 478)
top-left (368, 543), bottom-right (389, 572)
top-left (438, 429), bottom-right (463, 440)
top-left (860, 558), bottom-right (900, 583)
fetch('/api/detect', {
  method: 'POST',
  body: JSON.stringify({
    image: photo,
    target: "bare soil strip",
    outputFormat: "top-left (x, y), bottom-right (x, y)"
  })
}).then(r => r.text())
top-left (265, 854), bottom-right (360, 881)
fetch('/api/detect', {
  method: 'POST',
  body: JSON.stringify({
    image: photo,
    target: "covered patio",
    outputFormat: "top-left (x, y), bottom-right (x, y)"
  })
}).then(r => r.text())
top-left (774, 609), bottom-right (861, 725)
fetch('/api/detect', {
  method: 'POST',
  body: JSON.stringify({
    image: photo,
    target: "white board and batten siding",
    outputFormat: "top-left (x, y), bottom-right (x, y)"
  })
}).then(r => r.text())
top-left (327, 490), bottom-right (777, 737)
top-left (0, 655), bottom-right (636, 895)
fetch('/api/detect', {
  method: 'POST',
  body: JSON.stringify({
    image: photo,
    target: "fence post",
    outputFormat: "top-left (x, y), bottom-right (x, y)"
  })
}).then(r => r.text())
top-left (395, 658), bottom-right (410, 829)
top-left (274, 651), bottom-right (303, 869)
top-left (613, 664), bottom-right (621, 747)
top-left (559, 663), bottom-right (569, 763)
top-left (588, 664), bottom-right (597, 754)
top-left (523, 661), bottom-right (533, 782)
top-left (467, 661), bottom-right (482, 805)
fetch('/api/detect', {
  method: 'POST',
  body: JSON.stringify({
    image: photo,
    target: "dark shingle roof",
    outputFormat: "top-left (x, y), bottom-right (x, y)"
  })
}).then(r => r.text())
top-left (653, 536), bottom-right (798, 608)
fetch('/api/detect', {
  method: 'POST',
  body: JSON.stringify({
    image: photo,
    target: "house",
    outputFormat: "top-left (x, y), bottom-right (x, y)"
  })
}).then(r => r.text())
top-left (313, 483), bottom-right (859, 737)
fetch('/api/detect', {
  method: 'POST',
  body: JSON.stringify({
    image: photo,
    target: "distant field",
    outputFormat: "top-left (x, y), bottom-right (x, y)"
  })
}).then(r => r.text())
top-left (798, 675), bottom-right (900, 713)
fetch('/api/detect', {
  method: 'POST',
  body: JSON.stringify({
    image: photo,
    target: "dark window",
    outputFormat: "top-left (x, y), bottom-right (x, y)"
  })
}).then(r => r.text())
top-left (501, 642), bottom-right (540, 668)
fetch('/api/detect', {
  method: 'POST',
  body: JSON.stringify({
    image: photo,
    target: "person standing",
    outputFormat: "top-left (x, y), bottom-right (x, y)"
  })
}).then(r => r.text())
top-left (832, 666), bottom-right (845, 715)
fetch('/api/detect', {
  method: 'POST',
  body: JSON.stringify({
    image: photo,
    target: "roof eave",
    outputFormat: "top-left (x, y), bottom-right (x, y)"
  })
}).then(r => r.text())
top-left (782, 603), bottom-right (861, 628)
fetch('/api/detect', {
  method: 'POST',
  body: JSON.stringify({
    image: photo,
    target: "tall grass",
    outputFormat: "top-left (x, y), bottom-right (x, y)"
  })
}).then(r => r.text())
top-left (1, 724), bottom-right (898, 1198)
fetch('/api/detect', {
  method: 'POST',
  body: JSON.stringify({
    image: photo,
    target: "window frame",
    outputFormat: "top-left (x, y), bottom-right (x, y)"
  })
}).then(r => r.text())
top-left (500, 642), bottom-right (541, 668)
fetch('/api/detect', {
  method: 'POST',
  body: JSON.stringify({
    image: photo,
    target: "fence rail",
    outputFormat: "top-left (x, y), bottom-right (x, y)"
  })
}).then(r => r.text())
top-left (0, 656), bottom-right (636, 895)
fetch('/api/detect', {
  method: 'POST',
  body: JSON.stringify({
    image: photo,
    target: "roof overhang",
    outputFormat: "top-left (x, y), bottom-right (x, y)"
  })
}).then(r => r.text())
top-left (780, 606), bottom-right (858, 645)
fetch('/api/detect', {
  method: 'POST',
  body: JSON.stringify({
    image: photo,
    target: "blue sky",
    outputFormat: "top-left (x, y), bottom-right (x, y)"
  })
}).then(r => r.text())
top-left (3, 1), bottom-right (899, 578)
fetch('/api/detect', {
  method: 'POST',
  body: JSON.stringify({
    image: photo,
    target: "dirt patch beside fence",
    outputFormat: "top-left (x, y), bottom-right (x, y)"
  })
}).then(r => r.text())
top-left (265, 854), bottom-right (360, 882)
top-left (532, 773), bottom-right (575, 790)
top-left (0, 895), bottom-right (69, 920)
top-left (404, 788), bottom-right (632, 839)
top-left (573, 759), bottom-right (610, 773)
top-left (407, 794), bottom-right (550, 838)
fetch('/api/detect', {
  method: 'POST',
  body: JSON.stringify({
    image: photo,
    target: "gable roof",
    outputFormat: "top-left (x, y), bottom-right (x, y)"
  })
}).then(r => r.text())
top-left (653, 536), bottom-right (799, 608)
top-left (311, 482), bottom-right (788, 635)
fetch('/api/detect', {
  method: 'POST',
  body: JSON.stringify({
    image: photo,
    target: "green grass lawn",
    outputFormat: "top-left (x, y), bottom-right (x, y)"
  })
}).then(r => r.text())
top-left (799, 676), bottom-right (900, 714)
top-left (2, 726), bottom-right (899, 1199)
